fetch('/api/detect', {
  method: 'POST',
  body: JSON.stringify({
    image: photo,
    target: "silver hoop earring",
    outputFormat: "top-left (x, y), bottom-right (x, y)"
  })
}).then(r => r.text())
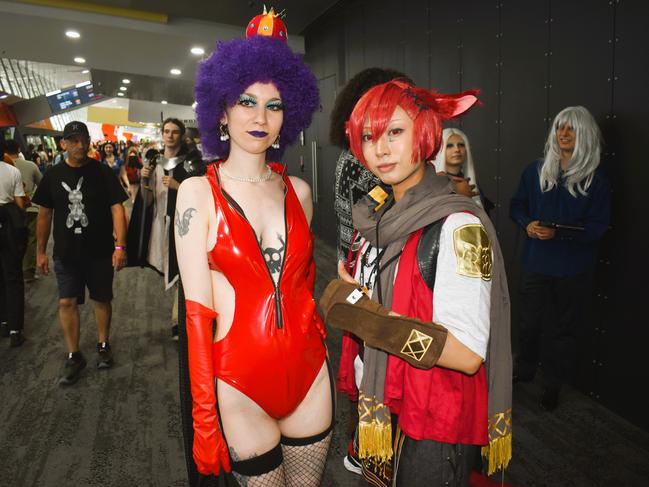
top-left (219, 123), bottom-right (229, 142)
top-left (271, 135), bottom-right (280, 149)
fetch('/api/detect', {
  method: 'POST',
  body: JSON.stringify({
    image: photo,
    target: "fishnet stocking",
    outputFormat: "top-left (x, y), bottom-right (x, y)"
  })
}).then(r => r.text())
top-left (231, 464), bottom-right (285, 487)
top-left (281, 431), bottom-right (332, 487)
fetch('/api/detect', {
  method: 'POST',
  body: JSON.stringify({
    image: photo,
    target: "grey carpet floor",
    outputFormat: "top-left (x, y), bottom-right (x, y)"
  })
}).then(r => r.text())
top-left (1, 239), bottom-right (648, 486)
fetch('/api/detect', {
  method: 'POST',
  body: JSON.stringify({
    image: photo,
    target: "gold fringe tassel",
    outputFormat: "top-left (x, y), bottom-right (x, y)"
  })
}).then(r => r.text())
top-left (481, 433), bottom-right (512, 476)
top-left (358, 421), bottom-right (393, 465)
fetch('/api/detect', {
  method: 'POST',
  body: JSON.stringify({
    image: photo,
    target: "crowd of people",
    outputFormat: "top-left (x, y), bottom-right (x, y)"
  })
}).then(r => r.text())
top-left (0, 7), bottom-right (611, 487)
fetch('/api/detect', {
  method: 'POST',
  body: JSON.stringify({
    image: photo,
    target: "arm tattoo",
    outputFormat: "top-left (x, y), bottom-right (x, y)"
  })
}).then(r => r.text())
top-left (262, 233), bottom-right (285, 275)
top-left (175, 207), bottom-right (196, 237)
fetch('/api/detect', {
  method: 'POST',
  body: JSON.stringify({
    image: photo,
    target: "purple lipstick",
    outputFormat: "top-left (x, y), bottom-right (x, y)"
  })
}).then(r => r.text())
top-left (248, 131), bottom-right (268, 138)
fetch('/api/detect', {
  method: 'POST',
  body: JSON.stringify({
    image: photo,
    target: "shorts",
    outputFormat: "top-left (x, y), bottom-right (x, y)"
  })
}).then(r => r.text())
top-left (54, 256), bottom-right (114, 304)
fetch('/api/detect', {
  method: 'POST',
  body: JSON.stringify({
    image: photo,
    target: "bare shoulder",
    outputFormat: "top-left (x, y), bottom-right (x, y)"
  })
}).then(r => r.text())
top-left (178, 176), bottom-right (211, 204)
top-left (288, 175), bottom-right (312, 201)
top-left (288, 175), bottom-right (313, 223)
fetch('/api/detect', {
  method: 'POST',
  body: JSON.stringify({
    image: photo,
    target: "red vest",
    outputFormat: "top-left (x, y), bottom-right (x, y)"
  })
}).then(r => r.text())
top-left (384, 228), bottom-right (488, 445)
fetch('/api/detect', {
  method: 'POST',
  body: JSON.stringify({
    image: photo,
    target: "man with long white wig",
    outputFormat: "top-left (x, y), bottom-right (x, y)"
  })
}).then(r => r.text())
top-left (510, 106), bottom-right (610, 411)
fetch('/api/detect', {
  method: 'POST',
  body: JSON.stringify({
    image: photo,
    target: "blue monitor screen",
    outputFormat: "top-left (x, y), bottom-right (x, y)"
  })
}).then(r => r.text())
top-left (46, 83), bottom-right (103, 114)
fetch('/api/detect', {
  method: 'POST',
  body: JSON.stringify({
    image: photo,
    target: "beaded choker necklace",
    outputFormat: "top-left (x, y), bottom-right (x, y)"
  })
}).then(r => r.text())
top-left (220, 164), bottom-right (272, 183)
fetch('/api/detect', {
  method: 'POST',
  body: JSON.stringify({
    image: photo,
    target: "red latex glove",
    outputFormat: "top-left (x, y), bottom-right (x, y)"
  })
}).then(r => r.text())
top-left (185, 300), bottom-right (231, 475)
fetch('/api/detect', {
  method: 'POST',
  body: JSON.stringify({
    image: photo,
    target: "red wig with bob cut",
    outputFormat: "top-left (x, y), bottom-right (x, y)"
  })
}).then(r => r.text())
top-left (347, 80), bottom-right (480, 167)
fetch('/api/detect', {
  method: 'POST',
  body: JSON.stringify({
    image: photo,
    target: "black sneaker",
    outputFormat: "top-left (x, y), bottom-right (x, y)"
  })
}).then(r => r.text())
top-left (171, 324), bottom-right (179, 341)
top-left (9, 331), bottom-right (25, 347)
top-left (97, 342), bottom-right (114, 369)
top-left (0, 322), bottom-right (9, 338)
top-left (59, 353), bottom-right (87, 386)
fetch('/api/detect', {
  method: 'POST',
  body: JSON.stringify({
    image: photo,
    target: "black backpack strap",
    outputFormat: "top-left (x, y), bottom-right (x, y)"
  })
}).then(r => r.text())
top-left (416, 218), bottom-right (445, 292)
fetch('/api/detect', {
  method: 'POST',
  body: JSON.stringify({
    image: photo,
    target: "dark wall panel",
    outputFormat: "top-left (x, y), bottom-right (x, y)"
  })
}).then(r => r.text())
top-left (460, 0), bottom-right (500, 213)
top-left (592, 0), bottom-right (649, 431)
top-left (548, 0), bottom-right (613, 116)
top-left (499, 0), bottom-right (549, 272)
top-left (401, 0), bottom-right (430, 86)
top-left (427, 2), bottom-right (459, 93)
top-left (344, 2), bottom-right (365, 75)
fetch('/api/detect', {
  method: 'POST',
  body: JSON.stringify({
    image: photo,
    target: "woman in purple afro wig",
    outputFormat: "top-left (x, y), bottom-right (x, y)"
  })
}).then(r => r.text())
top-left (176, 16), bottom-right (332, 487)
top-left (195, 35), bottom-right (319, 160)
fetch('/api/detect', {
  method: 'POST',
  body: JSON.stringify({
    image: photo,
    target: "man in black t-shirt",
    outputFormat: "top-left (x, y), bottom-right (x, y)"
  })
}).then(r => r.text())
top-left (32, 121), bottom-right (128, 386)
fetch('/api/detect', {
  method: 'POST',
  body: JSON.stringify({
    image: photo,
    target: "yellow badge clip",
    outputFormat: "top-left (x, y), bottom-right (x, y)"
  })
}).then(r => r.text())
top-left (368, 185), bottom-right (389, 212)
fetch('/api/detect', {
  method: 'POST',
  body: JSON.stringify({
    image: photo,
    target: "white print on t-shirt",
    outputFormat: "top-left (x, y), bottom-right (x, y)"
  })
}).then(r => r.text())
top-left (61, 177), bottom-right (89, 229)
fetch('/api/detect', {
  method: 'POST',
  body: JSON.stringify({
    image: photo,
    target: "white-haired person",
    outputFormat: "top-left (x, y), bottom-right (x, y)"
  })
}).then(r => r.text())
top-left (432, 127), bottom-right (494, 213)
top-left (510, 106), bottom-right (610, 411)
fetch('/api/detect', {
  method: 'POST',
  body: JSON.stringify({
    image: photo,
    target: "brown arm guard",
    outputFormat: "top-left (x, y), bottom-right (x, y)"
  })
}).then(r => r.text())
top-left (319, 279), bottom-right (448, 369)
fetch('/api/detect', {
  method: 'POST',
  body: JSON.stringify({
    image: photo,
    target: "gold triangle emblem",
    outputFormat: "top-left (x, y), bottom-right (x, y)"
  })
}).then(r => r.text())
top-left (400, 329), bottom-right (433, 362)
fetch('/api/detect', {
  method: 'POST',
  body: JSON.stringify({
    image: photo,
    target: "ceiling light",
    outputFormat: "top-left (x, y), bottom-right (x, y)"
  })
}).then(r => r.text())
top-left (161, 100), bottom-right (168, 104)
top-left (122, 79), bottom-right (131, 84)
top-left (117, 92), bottom-right (124, 97)
top-left (119, 86), bottom-right (127, 91)
top-left (169, 68), bottom-right (181, 75)
top-left (65, 30), bottom-right (80, 39)
top-left (74, 57), bottom-right (86, 64)
top-left (190, 46), bottom-right (205, 56)
top-left (82, 69), bottom-right (90, 74)
top-left (192, 101), bottom-right (197, 109)
top-left (0, 94), bottom-right (8, 100)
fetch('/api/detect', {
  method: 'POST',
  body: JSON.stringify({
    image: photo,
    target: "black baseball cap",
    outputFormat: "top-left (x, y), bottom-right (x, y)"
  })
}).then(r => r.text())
top-left (62, 121), bottom-right (90, 140)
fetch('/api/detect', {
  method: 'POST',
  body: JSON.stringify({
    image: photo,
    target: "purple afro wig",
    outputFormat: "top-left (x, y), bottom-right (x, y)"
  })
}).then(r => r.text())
top-left (195, 36), bottom-right (320, 160)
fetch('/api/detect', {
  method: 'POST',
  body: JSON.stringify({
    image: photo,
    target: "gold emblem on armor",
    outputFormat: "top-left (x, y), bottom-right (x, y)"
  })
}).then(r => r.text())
top-left (453, 224), bottom-right (492, 281)
top-left (368, 185), bottom-right (389, 212)
top-left (400, 329), bottom-right (433, 362)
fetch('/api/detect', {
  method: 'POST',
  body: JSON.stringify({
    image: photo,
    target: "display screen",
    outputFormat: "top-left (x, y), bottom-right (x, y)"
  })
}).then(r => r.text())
top-left (46, 82), bottom-right (104, 114)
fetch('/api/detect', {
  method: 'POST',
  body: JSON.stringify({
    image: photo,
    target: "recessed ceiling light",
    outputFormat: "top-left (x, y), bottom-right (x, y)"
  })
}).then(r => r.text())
top-left (82, 69), bottom-right (90, 74)
top-left (122, 79), bottom-right (131, 84)
top-left (119, 86), bottom-right (127, 91)
top-left (117, 92), bottom-right (125, 97)
top-left (190, 46), bottom-right (205, 56)
top-left (161, 100), bottom-right (168, 104)
top-left (65, 30), bottom-right (80, 39)
top-left (74, 57), bottom-right (86, 64)
top-left (169, 68), bottom-right (181, 75)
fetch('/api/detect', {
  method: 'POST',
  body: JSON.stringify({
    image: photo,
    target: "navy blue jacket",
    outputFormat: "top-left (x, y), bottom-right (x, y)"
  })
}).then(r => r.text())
top-left (510, 160), bottom-right (610, 277)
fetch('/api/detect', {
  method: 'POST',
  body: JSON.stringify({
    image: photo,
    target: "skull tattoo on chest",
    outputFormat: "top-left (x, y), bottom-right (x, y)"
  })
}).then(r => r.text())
top-left (262, 233), bottom-right (285, 275)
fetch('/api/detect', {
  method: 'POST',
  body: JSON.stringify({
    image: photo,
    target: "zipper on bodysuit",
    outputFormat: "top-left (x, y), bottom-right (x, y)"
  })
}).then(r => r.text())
top-left (248, 228), bottom-right (286, 329)
top-left (218, 172), bottom-right (288, 329)
top-left (273, 201), bottom-right (288, 329)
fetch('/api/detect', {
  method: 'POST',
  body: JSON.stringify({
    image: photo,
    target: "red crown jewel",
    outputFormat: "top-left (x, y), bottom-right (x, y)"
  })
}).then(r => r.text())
top-left (245, 5), bottom-right (287, 41)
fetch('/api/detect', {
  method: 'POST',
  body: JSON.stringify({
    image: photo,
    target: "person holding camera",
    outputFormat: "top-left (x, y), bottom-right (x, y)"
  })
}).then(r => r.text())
top-left (509, 106), bottom-right (610, 411)
top-left (126, 118), bottom-right (204, 340)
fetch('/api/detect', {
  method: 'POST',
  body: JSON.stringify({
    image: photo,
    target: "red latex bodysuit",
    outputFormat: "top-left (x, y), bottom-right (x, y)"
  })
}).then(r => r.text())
top-left (206, 161), bottom-right (326, 419)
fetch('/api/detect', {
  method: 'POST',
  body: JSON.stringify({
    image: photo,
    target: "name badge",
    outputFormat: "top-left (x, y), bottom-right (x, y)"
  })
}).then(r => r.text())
top-left (346, 288), bottom-right (364, 305)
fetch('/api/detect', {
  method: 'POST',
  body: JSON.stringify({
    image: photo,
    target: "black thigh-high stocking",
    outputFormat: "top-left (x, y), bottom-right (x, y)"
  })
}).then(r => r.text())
top-left (281, 426), bottom-right (333, 487)
top-left (230, 443), bottom-right (285, 487)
